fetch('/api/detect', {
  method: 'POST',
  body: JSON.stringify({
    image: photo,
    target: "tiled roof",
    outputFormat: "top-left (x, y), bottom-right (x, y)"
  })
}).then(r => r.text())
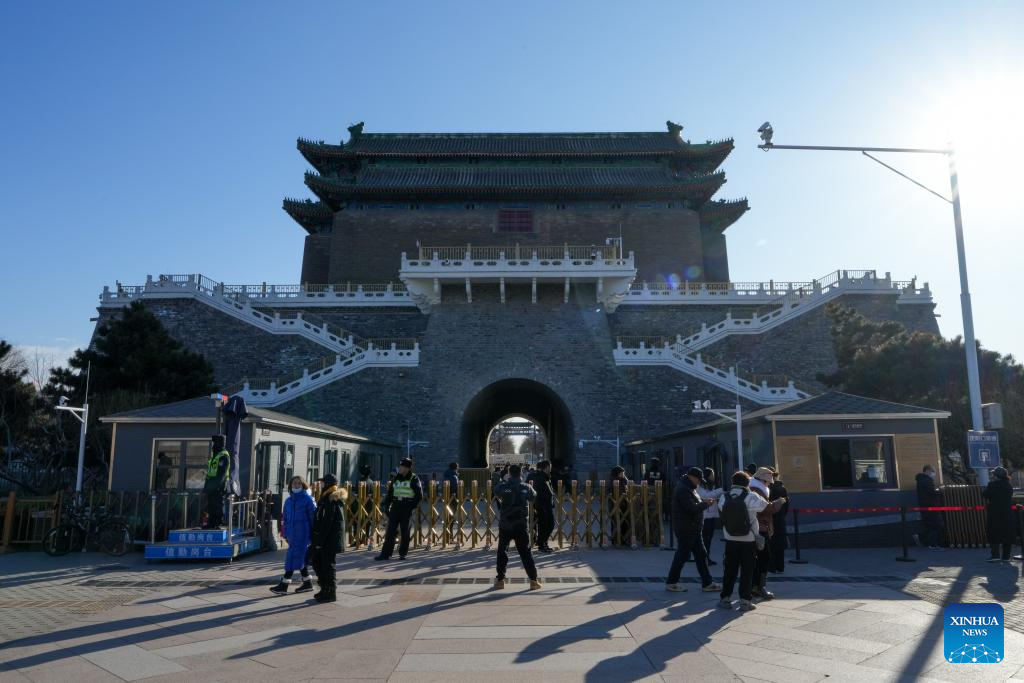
top-left (296, 135), bottom-right (737, 167)
top-left (100, 397), bottom-right (399, 446)
top-left (699, 198), bottom-right (750, 232)
top-left (304, 168), bottom-right (726, 204)
top-left (282, 198), bottom-right (332, 234)
top-left (769, 391), bottom-right (949, 417)
top-left (348, 132), bottom-right (687, 156)
top-left (630, 392), bottom-right (948, 443)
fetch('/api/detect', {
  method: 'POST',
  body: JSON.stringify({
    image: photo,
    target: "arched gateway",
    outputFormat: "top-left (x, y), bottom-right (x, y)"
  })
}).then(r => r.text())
top-left (460, 379), bottom-right (574, 468)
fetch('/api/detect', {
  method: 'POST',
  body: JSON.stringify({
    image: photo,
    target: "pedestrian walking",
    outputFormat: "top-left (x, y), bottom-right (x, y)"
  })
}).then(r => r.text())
top-left (270, 476), bottom-right (316, 594)
top-left (309, 473), bottom-right (347, 603)
top-left (697, 467), bottom-right (723, 566)
top-left (665, 467), bottom-right (722, 594)
top-left (717, 471), bottom-right (770, 612)
top-left (984, 466), bottom-right (1015, 562)
top-left (375, 457), bottom-right (423, 561)
top-left (493, 464), bottom-right (542, 590)
top-left (768, 470), bottom-right (789, 573)
top-left (443, 462), bottom-right (459, 491)
top-left (914, 465), bottom-right (945, 550)
top-left (532, 460), bottom-right (556, 552)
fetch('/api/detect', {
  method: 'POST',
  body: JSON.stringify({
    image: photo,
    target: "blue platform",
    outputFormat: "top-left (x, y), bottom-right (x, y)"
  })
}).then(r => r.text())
top-left (145, 528), bottom-right (261, 561)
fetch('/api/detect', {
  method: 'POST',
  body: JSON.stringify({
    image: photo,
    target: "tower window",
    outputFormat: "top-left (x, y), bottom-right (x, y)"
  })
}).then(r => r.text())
top-left (497, 209), bottom-right (534, 233)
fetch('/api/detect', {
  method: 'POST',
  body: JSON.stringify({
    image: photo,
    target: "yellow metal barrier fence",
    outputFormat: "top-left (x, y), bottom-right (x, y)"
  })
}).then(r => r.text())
top-left (338, 480), bottom-right (663, 551)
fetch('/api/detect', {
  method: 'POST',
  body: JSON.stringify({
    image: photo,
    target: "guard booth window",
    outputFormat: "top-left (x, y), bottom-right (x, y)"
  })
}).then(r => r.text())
top-left (339, 451), bottom-right (351, 482)
top-left (323, 449), bottom-right (337, 480)
top-left (307, 446), bottom-right (321, 483)
top-left (152, 439), bottom-right (210, 490)
top-left (819, 436), bottom-right (895, 489)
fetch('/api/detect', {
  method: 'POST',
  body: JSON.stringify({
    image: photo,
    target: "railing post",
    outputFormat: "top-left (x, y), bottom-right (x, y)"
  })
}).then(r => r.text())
top-left (149, 493), bottom-right (157, 544)
top-left (790, 508), bottom-right (807, 564)
top-left (0, 492), bottom-right (16, 554)
top-left (226, 495), bottom-right (234, 541)
top-left (896, 505), bottom-right (915, 562)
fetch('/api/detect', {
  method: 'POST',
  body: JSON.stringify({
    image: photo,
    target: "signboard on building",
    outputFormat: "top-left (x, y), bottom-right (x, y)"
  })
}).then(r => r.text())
top-left (968, 431), bottom-right (1000, 469)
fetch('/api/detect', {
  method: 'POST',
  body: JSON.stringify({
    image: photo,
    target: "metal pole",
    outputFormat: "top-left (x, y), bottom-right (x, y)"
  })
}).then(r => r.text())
top-left (897, 507), bottom-right (913, 561)
top-left (74, 404), bottom-right (88, 496)
top-left (949, 152), bottom-right (987, 486)
top-left (790, 508), bottom-right (807, 564)
top-left (736, 403), bottom-right (744, 473)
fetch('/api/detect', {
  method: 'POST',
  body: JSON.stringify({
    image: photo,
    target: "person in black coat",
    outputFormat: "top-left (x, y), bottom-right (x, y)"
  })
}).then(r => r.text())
top-left (768, 472), bottom-right (790, 573)
top-left (915, 465), bottom-right (945, 550)
top-left (665, 467), bottom-right (721, 592)
top-left (983, 466), bottom-right (1015, 562)
top-left (309, 473), bottom-right (347, 603)
top-left (532, 461), bottom-right (556, 553)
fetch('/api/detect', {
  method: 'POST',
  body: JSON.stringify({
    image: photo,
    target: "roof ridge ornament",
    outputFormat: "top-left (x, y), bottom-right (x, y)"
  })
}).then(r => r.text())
top-left (666, 120), bottom-right (683, 137)
top-left (347, 121), bottom-right (365, 141)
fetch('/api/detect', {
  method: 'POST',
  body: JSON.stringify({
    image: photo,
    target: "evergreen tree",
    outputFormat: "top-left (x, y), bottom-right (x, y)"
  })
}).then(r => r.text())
top-left (820, 303), bottom-right (1023, 471)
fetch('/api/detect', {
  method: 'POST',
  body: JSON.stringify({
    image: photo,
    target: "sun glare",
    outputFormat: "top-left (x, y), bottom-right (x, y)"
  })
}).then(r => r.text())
top-left (917, 71), bottom-right (1024, 197)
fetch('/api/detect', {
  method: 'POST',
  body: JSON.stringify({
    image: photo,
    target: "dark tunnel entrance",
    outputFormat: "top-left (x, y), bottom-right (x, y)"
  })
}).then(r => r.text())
top-left (460, 379), bottom-right (574, 469)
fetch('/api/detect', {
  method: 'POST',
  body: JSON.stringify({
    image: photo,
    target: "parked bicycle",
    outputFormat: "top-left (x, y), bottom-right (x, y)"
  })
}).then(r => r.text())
top-left (43, 504), bottom-right (132, 556)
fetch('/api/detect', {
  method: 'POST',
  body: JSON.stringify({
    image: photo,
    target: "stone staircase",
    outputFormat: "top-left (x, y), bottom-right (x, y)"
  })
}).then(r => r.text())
top-left (613, 270), bottom-right (932, 404)
top-left (613, 340), bottom-right (810, 404)
top-left (225, 343), bottom-right (420, 407)
top-left (665, 270), bottom-right (930, 353)
top-left (100, 273), bottom-right (419, 402)
top-left (101, 274), bottom-right (378, 357)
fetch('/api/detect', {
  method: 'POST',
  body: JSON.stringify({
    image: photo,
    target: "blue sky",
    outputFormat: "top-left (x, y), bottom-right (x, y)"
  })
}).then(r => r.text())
top-left (1, 0), bottom-right (1022, 368)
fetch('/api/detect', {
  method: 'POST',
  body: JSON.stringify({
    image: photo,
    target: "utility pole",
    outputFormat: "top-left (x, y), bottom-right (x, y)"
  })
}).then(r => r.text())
top-left (693, 399), bottom-right (743, 473)
top-left (757, 123), bottom-right (987, 484)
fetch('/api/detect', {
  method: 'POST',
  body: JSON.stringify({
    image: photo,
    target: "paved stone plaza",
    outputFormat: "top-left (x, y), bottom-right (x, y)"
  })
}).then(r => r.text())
top-left (1, 547), bottom-right (1023, 682)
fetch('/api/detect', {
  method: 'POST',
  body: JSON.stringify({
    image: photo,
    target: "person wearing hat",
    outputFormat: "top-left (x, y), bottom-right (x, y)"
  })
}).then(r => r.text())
top-left (665, 467), bottom-right (722, 593)
top-left (309, 473), bottom-right (348, 603)
top-left (749, 467), bottom-right (787, 600)
top-left (376, 457), bottom-right (422, 561)
top-left (983, 466), bottom-right (1015, 562)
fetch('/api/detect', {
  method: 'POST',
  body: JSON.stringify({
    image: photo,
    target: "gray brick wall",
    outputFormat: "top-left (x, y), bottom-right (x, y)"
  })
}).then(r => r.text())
top-left (107, 289), bottom-right (939, 475)
top-left (323, 205), bottom-right (705, 283)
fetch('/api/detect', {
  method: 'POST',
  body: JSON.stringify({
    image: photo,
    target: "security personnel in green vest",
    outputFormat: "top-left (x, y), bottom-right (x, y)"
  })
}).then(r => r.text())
top-left (203, 434), bottom-right (231, 528)
top-left (375, 457), bottom-right (423, 560)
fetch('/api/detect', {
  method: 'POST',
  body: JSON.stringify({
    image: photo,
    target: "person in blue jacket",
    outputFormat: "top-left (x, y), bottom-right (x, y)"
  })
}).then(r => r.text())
top-left (270, 475), bottom-right (317, 594)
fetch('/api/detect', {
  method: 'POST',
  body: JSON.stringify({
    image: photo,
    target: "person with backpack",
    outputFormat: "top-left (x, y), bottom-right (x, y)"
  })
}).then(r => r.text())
top-left (665, 467), bottom-right (722, 593)
top-left (493, 464), bottom-right (542, 590)
top-left (717, 471), bottom-right (776, 612)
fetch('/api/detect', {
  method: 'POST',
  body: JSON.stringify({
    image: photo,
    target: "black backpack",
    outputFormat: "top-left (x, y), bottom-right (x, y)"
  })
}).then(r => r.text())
top-left (721, 491), bottom-right (751, 536)
top-left (498, 483), bottom-right (527, 529)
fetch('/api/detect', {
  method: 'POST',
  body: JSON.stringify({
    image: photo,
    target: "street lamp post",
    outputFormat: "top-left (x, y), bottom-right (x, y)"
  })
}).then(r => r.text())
top-left (56, 398), bottom-right (88, 496)
top-left (757, 124), bottom-right (987, 484)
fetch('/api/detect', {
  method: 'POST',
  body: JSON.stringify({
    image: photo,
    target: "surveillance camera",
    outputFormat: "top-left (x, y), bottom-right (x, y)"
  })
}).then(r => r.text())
top-left (58, 395), bottom-right (69, 407)
top-left (757, 121), bottom-right (774, 146)
top-left (757, 122), bottom-right (771, 133)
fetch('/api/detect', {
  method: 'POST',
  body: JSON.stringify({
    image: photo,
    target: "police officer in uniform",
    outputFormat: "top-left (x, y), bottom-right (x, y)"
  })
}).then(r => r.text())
top-left (375, 457), bottom-right (422, 561)
top-left (203, 434), bottom-right (230, 528)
